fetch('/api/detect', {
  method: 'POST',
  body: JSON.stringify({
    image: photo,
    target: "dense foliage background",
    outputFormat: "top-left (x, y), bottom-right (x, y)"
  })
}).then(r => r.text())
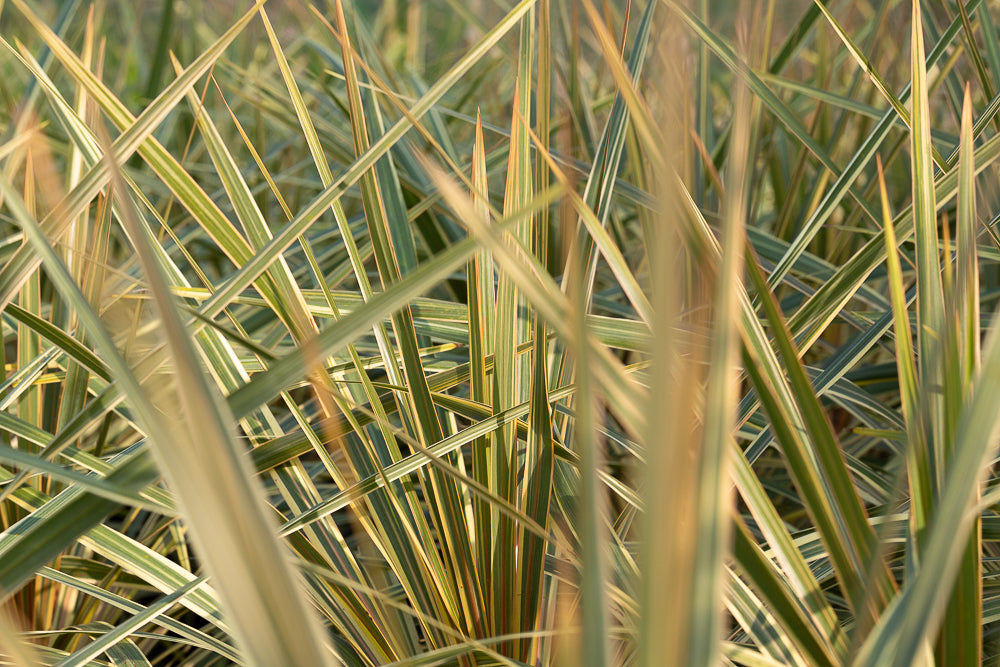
top-left (2, 0), bottom-right (1000, 665)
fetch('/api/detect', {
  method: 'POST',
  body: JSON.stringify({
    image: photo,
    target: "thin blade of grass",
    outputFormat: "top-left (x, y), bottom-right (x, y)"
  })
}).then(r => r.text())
top-left (493, 10), bottom-right (535, 644)
top-left (909, 0), bottom-right (947, 508)
top-left (684, 74), bottom-right (750, 665)
top-left (517, 2), bottom-right (555, 658)
top-left (467, 110), bottom-right (495, 628)
top-left (936, 83), bottom-right (982, 667)
top-left (877, 158), bottom-right (928, 538)
top-left (572, 230), bottom-right (610, 667)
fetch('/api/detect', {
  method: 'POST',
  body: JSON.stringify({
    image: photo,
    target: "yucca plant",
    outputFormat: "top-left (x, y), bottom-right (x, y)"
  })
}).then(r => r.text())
top-left (2, 0), bottom-right (1000, 665)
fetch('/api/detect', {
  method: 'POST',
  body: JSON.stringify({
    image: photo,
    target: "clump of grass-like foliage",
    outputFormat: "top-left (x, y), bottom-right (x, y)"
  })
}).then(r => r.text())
top-left (2, 1), bottom-right (1000, 665)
